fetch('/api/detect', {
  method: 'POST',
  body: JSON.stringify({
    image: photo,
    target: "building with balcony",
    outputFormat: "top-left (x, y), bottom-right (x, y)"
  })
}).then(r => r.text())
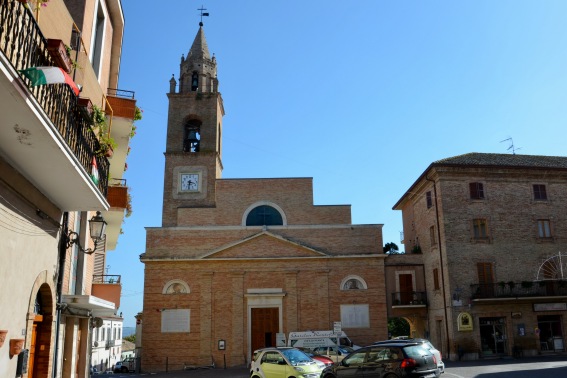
top-left (392, 152), bottom-right (567, 361)
top-left (0, 1), bottom-right (136, 377)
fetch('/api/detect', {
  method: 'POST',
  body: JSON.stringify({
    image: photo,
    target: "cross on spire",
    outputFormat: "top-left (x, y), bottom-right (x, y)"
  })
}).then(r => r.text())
top-left (198, 5), bottom-right (209, 26)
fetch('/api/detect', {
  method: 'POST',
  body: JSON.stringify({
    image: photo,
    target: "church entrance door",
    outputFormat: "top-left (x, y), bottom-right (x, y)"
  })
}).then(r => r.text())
top-left (251, 308), bottom-right (279, 352)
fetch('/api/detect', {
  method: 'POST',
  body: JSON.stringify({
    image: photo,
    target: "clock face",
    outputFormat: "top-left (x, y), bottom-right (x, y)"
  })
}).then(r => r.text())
top-left (180, 173), bottom-right (199, 192)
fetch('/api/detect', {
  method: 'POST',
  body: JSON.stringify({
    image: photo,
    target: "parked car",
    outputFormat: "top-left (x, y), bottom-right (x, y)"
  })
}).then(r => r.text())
top-left (312, 345), bottom-right (355, 363)
top-left (321, 342), bottom-right (440, 378)
top-left (373, 338), bottom-right (444, 373)
top-left (89, 367), bottom-right (101, 376)
top-left (250, 347), bottom-right (324, 378)
top-left (297, 348), bottom-right (335, 367)
top-left (113, 361), bottom-right (129, 373)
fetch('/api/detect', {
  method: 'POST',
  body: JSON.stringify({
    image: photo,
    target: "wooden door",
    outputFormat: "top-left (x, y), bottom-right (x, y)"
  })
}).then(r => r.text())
top-left (251, 308), bottom-right (279, 352)
top-left (477, 263), bottom-right (494, 297)
top-left (28, 323), bottom-right (37, 378)
top-left (399, 274), bottom-right (413, 304)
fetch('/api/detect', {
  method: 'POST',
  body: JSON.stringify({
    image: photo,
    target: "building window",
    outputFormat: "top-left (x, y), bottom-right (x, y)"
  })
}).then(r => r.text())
top-left (533, 184), bottom-right (547, 201)
top-left (90, 1), bottom-right (107, 78)
top-left (426, 191), bottom-right (432, 209)
top-left (340, 275), bottom-right (368, 290)
top-left (538, 219), bottom-right (552, 238)
top-left (429, 225), bottom-right (436, 246)
top-left (469, 182), bottom-right (485, 199)
top-left (340, 304), bottom-right (370, 328)
top-left (433, 268), bottom-right (440, 290)
top-left (472, 218), bottom-right (489, 240)
top-left (246, 205), bottom-right (283, 226)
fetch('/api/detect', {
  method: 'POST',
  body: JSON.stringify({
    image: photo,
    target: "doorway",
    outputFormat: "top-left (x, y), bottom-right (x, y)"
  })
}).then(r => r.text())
top-left (538, 315), bottom-right (564, 351)
top-left (479, 317), bottom-right (507, 356)
top-left (251, 308), bottom-right (279, 352)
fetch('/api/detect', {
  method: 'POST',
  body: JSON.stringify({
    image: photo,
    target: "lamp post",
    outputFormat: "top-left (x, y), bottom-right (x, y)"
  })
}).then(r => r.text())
top-left (66, 211), bottom-right (107, 254)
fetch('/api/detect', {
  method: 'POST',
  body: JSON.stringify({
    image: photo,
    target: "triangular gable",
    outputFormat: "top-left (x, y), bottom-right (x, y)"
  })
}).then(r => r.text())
top-left (200, 231), bottom-right (328, 259)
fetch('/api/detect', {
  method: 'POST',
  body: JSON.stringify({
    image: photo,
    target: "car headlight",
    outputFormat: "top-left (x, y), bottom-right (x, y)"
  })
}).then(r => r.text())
top-left (294, 366), bottom-right (305, 373)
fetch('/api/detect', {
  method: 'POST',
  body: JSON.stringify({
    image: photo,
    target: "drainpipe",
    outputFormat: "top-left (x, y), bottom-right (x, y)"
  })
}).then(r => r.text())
top-left (425, 174), bottom-right (451, 359)
top-left (53, 212), bottom-right (69, 378)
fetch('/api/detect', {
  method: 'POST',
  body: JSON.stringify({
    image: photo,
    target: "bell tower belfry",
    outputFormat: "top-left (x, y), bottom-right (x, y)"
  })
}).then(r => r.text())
top-left (162, 21), bottom-right (224, 226)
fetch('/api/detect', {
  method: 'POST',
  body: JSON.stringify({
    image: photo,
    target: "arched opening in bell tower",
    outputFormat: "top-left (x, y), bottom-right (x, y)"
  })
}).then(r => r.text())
top-left (184, 120), bottom-right (201, 153)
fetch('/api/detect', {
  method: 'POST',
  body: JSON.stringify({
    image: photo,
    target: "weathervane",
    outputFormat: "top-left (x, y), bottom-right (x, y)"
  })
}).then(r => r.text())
top-left (500, 137), bottom-right (521, 155)
top-left (198, 5), bottom-right (209, 26)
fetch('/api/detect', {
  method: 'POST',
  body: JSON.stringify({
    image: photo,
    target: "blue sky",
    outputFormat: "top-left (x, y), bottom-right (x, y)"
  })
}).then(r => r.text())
top-left (111, 0), bottom-right (567, 326)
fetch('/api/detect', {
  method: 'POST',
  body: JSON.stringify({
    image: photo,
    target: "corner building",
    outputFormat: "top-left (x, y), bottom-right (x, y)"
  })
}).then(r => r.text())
top-left (140, 23), bottom-right (387, 371)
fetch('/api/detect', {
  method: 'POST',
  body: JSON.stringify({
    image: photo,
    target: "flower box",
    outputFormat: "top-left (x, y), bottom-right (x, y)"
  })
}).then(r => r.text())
top-left (77, 97), bottom-right (93, 117)
top-left (46, 39), bottom-right (72, 73)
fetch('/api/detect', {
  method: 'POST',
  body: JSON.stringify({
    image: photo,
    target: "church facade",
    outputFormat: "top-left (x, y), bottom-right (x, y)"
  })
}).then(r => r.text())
top-left (140, 23), bottom-right (387, 371)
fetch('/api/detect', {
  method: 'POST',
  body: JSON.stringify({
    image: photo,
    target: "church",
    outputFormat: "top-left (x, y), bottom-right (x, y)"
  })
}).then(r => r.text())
top-left (140, 22), bottom-right (388, 371)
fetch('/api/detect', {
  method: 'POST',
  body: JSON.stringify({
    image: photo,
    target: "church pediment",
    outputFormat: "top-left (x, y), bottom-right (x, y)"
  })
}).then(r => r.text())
top-left (200, 231), bottom-right (327, 259)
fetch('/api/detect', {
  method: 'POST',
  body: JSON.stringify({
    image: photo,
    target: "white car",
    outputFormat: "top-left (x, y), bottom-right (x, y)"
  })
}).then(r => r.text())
top-left (250, 347), bottom-right (324, 378)
top-left (373, 338), bottom-right (444, 373)
top-left (312, 345), bottom-right (355, 363)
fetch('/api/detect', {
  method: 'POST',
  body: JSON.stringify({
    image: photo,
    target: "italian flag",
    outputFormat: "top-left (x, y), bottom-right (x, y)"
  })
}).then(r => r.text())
top-left (91, 157), bottom-right (99, 185)
top-left (19, 66), bottom-right (80, 96)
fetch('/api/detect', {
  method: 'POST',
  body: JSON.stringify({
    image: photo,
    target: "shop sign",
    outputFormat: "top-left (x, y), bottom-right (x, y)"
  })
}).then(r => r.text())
top-left (533, 303), bottom-right (567, 311)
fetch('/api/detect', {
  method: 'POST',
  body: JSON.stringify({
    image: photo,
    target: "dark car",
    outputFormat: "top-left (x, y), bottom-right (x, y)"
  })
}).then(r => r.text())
top-left (373, 338), bottom-right (444, 373)
top-left (321, 342), bottom-right (440, 378)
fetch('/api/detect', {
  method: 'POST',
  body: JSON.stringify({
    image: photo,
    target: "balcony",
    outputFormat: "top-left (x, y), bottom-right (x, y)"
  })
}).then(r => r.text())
top-left (391, 291), bottom-right (428, 307)
top-left (92, 274), bottom-right (121, 310)
top-left (471, 280), bottom-right (567, 301)
top-left (104, 179), bottom-right (130, 250)
top-left (0, 1), bottom-right (109, 210)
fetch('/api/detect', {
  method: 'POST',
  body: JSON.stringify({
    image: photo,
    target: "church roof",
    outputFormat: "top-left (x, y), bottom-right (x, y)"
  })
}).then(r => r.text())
top-left (188, 24), bottom-right (210, 61)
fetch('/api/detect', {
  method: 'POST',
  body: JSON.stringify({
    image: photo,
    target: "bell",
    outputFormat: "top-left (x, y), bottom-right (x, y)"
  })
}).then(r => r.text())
top-left (187, 130), bottom-right (199, 143)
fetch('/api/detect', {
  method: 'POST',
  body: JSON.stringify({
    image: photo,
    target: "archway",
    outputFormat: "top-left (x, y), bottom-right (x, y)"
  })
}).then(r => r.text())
top-left (27, 273), bottom-right (55, 378)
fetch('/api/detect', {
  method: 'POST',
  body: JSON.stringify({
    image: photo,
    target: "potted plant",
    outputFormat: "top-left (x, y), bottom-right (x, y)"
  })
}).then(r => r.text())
top-left (521, 281), bottom-right (533, 289)
top-left (46, 39), bottom-right (73, 73)
top-left (411, 245), bottom-right (422, 254)
top-left (91, 105), bottom-right (117, 157)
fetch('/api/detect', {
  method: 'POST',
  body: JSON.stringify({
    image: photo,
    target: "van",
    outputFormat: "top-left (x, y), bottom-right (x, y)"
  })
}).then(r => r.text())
top-left (287, 330), bottom-right (357, 350)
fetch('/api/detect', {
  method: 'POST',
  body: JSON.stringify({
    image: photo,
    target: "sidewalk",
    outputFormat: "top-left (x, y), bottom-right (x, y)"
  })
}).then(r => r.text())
top-left (135, 367), bottom-right (249, 377)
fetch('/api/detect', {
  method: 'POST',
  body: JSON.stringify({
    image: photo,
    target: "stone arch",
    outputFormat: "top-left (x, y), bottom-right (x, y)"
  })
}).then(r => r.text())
top-left (163, 280), bottom-right (190, 294)
top-left (340, 275), bottom-right (368, 290)
top-left (242, 201), bottom-right (287, 226)
top-left (26, 271), bottom-right (56, 378)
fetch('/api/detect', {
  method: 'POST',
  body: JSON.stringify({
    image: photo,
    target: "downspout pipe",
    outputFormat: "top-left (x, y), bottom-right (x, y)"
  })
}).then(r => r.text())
top-left (53, 212), bottom-right (69, 378)
top-left (425, 174), bottom-right (451, 359)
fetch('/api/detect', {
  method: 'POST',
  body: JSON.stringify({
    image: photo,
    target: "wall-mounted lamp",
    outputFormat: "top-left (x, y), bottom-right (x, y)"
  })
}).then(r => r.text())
top-left (66, 211), bottom-right (107, 254)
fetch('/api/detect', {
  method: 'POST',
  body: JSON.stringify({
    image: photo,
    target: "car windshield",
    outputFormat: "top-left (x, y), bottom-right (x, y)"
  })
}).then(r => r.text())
top-left (339, 346), bottom-right (354, 354)
top-left (281, 349), bottom-right (313, 366)
top-left (403, 345), bottom-right (431, 358)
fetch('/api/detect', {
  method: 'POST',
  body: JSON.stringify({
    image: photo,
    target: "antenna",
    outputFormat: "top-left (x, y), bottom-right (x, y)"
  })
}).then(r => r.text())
top-left (500, 137), bottom-right (521, 155)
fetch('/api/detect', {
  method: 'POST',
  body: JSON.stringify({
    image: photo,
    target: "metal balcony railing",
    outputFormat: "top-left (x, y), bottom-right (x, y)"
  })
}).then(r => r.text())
top-left (107, 88), bottom-right (135, 99)
top-left (0, 1), bottom-right (108, 195)
top-left (93, 275), bottom-right (121, 284)
top-left (391, 291), bottom-right (427, 306)
top-left (471, 280), bottom-right (567, 299)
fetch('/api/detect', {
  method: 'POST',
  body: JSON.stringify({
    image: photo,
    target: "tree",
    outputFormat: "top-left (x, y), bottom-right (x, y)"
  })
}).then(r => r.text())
top-left (124, 334), bottom-right (136, 343)
top-left (383, 242), bottom-right (400, 254)
top-left (388, 317), bottom-right (410, 338)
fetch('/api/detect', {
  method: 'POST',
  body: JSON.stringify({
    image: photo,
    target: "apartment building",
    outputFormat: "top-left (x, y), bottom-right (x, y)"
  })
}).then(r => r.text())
top-left (0, 1), bottom-right (136, 376)
top-left (390, 153), bottom-right (567, 360)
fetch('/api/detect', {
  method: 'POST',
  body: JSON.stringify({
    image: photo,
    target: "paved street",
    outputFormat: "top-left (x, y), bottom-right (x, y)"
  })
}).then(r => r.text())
top-left (94, 353), bottom-right (567, 378)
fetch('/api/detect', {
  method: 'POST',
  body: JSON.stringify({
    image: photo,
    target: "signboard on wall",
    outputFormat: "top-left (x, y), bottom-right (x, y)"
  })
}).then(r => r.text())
top-left (533, 303), bottom-right (567, 311)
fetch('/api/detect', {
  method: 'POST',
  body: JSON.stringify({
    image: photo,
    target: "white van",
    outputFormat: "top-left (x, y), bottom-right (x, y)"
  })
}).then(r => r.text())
top-left (287, 330), bottom-right (356, 350)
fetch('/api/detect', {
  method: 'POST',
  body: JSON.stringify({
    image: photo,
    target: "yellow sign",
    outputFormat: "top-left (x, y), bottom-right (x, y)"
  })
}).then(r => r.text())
top-left (457, 312), bottom-right (473, 331)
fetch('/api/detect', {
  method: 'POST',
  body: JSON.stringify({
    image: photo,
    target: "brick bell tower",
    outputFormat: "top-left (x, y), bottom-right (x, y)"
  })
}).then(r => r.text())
top-left (162, 21), bottom-right (224, 226)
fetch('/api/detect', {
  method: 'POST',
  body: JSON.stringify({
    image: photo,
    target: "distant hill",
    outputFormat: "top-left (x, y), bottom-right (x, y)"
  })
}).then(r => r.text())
top-left (123, 327), bottom-right (136, 337)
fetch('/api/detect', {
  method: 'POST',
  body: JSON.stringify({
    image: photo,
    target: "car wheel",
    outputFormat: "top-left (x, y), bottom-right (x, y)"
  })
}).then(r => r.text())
top-left (121, 367), bottom-right (129, 373)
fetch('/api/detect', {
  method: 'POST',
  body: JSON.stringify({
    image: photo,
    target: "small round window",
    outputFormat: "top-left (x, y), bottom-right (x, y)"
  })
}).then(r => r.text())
top-left (246, 205), bottom-right (283, 226)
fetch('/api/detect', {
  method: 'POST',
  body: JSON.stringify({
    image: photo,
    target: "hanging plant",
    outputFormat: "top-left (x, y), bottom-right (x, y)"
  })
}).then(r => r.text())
top-left (91, 104), bottom-right (117, 157)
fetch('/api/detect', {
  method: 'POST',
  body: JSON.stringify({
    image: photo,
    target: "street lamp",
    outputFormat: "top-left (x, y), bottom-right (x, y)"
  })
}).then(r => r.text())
top-left (66, 211), bottom-right (107, 254)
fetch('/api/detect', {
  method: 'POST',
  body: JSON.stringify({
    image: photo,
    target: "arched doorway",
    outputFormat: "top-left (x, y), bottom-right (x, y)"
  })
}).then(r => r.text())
top-left (27, 279), bottom-right (54, 378)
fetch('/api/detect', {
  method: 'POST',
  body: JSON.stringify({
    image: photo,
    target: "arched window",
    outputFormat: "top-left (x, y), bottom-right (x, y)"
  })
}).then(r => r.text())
top-left (184, 120), bottom-right (201, 152)
top-left (191, 71), bottom-right (199, 91)
top-left (163, 280), bottom-right (190, 294)
top-left (340, 275), bottom-right (368, 290)
top-left (246, 205), bottom-right (283, 226)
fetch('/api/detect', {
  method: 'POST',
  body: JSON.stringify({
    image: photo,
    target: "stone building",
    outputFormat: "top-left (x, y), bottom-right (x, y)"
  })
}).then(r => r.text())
top-left (0, 1), bottom-right (136, 376)
top-left (390, 153), bottom-right (567, 360)
top-left (140, 23), bottom-right (387, 371)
